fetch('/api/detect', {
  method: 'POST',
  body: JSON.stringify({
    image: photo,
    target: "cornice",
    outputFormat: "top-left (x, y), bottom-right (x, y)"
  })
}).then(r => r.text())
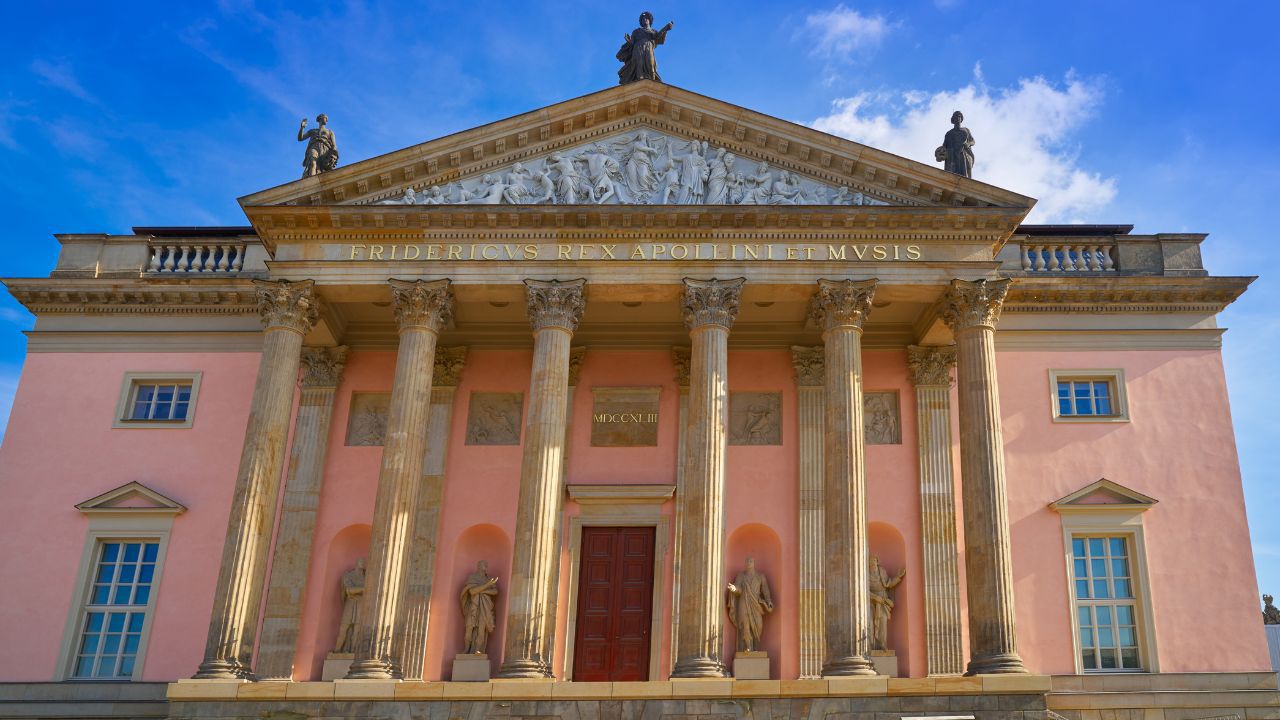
top-left (4, 278), bottom-right (259, 315)
top-left (1003, 276), bottom-right (1252, 313)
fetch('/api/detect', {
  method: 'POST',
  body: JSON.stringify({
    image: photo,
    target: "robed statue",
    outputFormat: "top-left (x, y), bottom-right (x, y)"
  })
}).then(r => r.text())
top-left (1264, 594), bottom-right (1280, 625)
top-left (461, 560), bottom-right (499, 654)
top-left (298, 113), bottom-right (339, 178)
top-left (726, 557), bottom-right (774, 652)
top-left (934, 110), bottom-right (975, 178)
top-left (869, 556), bottom-right (906, 652)
top-left (616, 12), bottom-right (674, 84)
top-left (333, 558), bottom-right (365, 653)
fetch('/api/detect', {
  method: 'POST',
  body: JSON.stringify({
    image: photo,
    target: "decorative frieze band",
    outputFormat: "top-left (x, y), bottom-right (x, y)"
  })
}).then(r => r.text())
top-left (681, 277), bottom-right (745, 329)
top-left (939, 278), bottom-right (1011, 331)
top-left (525, 278), bottom-right (587, 331)
top-left (254, 279), bottom-right (320, 333)
top-left (389, 278), bottom-right (455, 331)
top-left (810, 278), bottom-right (877, 332)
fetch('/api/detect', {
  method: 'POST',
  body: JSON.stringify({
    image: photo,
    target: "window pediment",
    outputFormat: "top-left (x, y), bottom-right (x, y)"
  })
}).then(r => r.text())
top-left (75, 482), bottom-right (186, 516)
top-left (1050, 478), bottom-right (1157, 513)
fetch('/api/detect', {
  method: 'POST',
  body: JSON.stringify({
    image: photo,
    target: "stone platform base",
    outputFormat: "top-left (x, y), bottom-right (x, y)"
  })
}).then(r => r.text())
top-left (869, 649), bottom-right (898, 678)
top-left (452, 653), bottom-right (491, 681)
top-left (733, 651), bottom-right (770, 679)
top-left (320, 652), bottom-right (353, 681)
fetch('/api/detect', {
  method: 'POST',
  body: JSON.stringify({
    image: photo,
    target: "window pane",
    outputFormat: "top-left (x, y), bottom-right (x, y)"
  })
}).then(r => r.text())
top-left (1059, 398), bottom-right (1072, 416)
top-left (1100, 648), bottom-right (1117, 669)
top-left (1081, 650), bottom-right (1097, 669)
top-left (94, 658), bottom-right (115, 678)
top-left (143, 544), bottom-right (158, 562)
top-left (134, 385), bottom-right (155, 404)
top-left (128, 613), bottom-right (145, 632)
top-left (96, 564), bottom-right (114, 583)
top-left (118, 564), bottom-right (136, 583)
top-left (1077, 606), bottom-right (1092, 625)
top-left (1075, 397), bottom-right (1092, 415)
top-left (92, 585), bottom-right (111, 604)
top-left (133, 586), bottom-right (150, 605)
top-left (1058, 382), bottom-right (1071, 398)
top-left (1098, 627), bottom-right (1115, 647)
top-left (1093, 579), bottom-right (1110, 598)
top-left (139, 564), bottom-right (154, 584)
top-left (172, 402), bottom-right (189, 420)
top-left (1076, 579), bottom-right (1090, 598)
top-left (155, 386), bottom-right (175, 403)
top-left (1096, 606), bottom-right (1112, 625)
top-left (1073, 382), bottom-right (1090, 399)
top-left (79, 634), bottom-right (99, 654)
top-left (123, 634), bottom-right (140, 654)
top-left (102, 634), bottom-right (121, 656)
top-left (1111, 558), bottom-right (1130, 577)
top-left (1094, 382), bottom-right (1110, 398)
top-left (1080, 628), bottom-right (1094, 648)
top-left (1110, 537), bottom-right (1127, 556)
top-left (74, 656), bottom-right (94, 677)
top-left (86, 613), bottom-right (104, 632)
top-left (1114, 579), bottom-right (1132, 598)
top-left (119, 656), bottom-right (135, 677)
top-left (1072, 538), bottom-right (1086, 557)
top-left (1096, 397), bottom-right (1113, 415)
top-left (131, 399), bottom-right (151, 419)
top-left (1074, 559), bottom-right (1088, 578)
top-left (101, 544), bottom-right (120, 562)
top-left (1091, 559), bottom-right (1108, 578)
top-left (177, 386), bottom-right (191, 402)
top-left (1121, 648), bottom-right (1140, 668)
top-left (1089, 538), bottom-right (1105, 555)
top-left (113, 586), bottom-right (132, 605)
top-left (1119, 627), bottom-right (1136, 646)
top-left (1116, 606), bottom-right (1134, 624)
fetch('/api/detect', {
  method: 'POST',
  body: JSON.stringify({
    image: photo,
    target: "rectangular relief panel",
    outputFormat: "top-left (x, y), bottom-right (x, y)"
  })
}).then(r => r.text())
top-left (864, 390), bottom-right (901, 445)
top-left (345, 392), bottom-right (390, 446)
top-left (465, 392), bottom-right (524, 445)
top-left (590, 387), bottom-right (660, 447)
top-left (729, 391), bottom-right (782, 446)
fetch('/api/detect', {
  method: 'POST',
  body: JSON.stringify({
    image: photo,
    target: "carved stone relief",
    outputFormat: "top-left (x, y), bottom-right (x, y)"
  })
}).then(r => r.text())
top-left (345, 392), bottom-right (390, 446)
top-left (864, 391), bottom-right (901, 445)
top-left (465, 392), bottom-right (523, 446)
top-left (370, 129), bottom-right (889, 208)
top-left (729, 392), bottom-right (782, 446)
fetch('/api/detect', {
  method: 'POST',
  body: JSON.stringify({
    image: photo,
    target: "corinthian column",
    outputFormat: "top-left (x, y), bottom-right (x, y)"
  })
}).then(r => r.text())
top-left (257, 346), bottom-right (348, 680)
top-left (939, 278), bottom-right (1027, 675)
top-left (811, 278), bottom-right (878, 677)
top-left (671, 277), bottom-right (743, 679)
top-left (346, 279), bottom-right (454, 679)
top-left (907, 345), bottom-right (964, 676)
top-left (195, 279), bottom-right (319, 679)
top-left (497, 278), bottom-right (586, 679)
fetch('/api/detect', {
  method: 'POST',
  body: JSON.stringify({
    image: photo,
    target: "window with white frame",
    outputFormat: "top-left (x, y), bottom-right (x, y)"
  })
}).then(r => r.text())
top-left (113, 372), bottom-right (201, 428)
top-left (70, 540), bottom-right (160, 679)
top-left (1071, 535), bottom-right (1142, 671)
top-left (1049, 369), bottom-right (1129, 422)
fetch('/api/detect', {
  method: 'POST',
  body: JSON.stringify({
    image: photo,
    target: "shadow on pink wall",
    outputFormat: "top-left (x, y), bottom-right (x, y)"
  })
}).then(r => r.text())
top-left (725, 523), bottom-right (783, 678)
top-left (437, 523), bottom-right (511, 679)
top-left (307, 523), bottom-right (370, 678)
top-left (869, 521), bottom-right (910, 675)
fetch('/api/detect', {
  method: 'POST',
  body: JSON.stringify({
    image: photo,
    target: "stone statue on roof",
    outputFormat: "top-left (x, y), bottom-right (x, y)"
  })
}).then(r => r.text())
top-left (298, 114), bottom-right (339, 178)
top-left (935, 110), bottom-right (975, 178)
top-left (617, 12), bottom-right (674, 84)
top-left (1264, 594), bottom-right (1280, 625)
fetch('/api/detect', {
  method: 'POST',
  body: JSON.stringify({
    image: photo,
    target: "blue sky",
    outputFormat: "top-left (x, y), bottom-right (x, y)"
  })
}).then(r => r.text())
top-left (1, 2), bottom-right (1278, 596)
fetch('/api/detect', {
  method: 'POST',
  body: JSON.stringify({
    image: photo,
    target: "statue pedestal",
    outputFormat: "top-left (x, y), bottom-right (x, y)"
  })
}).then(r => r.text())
top-left (869, 649), bottom-right (898, 677)
top-left (452, 653), bottom-right (491, 682)
top-left (733, 651), bottom-right (770, 680)
top-left (321, 652), bottom-right (354, 681)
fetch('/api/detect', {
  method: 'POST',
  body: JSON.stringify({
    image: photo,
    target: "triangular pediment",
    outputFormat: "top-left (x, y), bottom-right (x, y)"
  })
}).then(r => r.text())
top-left (75, 481), bottom-right (186, 515)
top-left (1050, 478), bottom-right (1157, 513)
top-left (240, 82), bottom-right (1035, 213)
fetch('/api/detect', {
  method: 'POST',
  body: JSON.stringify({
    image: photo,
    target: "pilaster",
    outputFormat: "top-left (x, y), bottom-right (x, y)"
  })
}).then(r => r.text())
top-left (791, 346), bottom-right (825, 679)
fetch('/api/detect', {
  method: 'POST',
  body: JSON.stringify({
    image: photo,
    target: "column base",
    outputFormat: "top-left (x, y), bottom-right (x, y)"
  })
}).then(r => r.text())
top-left (496, 658), bottom-right (553, 679)
top-left (821, 655), bottom-right (878, 677)
top-left (344, 658), bottom-right (401, 680)
top-left (671, 656), bottom-right (729, 678)
top-left (193, 659), bottom-right (253, 680)
top-left (965, 652), bottom-right (1027, 675)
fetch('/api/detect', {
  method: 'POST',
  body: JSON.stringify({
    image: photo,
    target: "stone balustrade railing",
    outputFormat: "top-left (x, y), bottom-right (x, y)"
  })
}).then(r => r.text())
top-left (1020, 243), bottom-right (1115, 272)
top-left (148, 243), bottom-right (246, 273)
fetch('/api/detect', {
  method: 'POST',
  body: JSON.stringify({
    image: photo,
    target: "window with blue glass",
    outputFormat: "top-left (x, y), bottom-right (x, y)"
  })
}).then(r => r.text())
top-left (127, 383), bottom-right (192, 421)
top-left (1072, 535), bottom-right (1142, 671)
top-left (71, 541), bottom-right (159, 679)
top-left (1057, 379), bottom-right (1116, 417)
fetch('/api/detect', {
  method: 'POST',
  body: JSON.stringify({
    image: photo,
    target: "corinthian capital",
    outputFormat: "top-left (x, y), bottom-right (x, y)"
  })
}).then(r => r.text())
top-left (433, 346), bottom-right (468, 386)
top-left (790, 345), bottom-right (825, 386)
top-left (939, 278), bottom-right (1011, 332)
top-left (300, 346), bottom-right (349, 388)
top-left (906, 345), bottom-right (956, 387)
top-left (809, 278), bottom-right (876, 332)
top-left (525, 278), bottom-right (587, 332)
top-left (254, 279), bottom-right (320, 333)
top-left (681, 277), bottom-right (745, 330)
top-left (389, 278), bottom-right (454, 331)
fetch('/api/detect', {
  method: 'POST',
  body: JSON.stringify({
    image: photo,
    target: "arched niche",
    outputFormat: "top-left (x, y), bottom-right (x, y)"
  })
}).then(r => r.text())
top-left (314, 523), bottom-right (371, 669)
top-left (868, 521), bottom-right (910, 674)
top-left (725, 523), bottom-right (782, 677)
top-left (440, 523), bottom-right (511, 679)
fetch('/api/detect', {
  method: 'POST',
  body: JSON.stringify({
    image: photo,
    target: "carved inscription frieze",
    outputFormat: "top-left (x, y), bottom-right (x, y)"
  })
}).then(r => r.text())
top-left (729, 392), bottom-right (782, 446)
top-left (591, 387), bottom-right (660, 447)
top-left (346, 392), bottom-right (390, 446)
top-left (864, 391), bottom-right (901, 445)
top-left (465, 392), bottom-right (523, 445)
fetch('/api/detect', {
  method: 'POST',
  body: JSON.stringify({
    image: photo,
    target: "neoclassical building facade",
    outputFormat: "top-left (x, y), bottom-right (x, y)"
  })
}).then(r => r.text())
top-left (0, 82), bottom-right (1272, 720)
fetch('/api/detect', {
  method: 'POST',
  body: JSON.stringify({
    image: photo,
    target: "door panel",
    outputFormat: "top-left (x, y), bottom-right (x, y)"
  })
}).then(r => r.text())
top-left (572, 526), bottom-right (655, 681)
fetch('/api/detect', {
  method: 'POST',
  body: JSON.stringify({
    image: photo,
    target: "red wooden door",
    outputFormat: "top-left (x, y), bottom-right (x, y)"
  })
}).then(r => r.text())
top-left (572, 526), bottom-right (655, 681)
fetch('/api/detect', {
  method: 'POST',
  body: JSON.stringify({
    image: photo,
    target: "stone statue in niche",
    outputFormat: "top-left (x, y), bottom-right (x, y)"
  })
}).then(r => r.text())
top-left (730, 392), bottom-right (782, 446)
top-left (935, 110), bottom-right (975, 178)
top-left (345, 393), bottom-right (390, 446)
top-left (869, 556), bottom-right (906, 652)
top-left (461, 561), bottom-right (499, 654)
top-left (374, 128), bottom-right (891, 208)
top-left (333, 558), bottom-right (366, 653)
top-left (864, 391), bottom-right (901, 445)
top-left (616, 11), bottom-right (674, 84)
top-left (1264, 594), bottom-right (1280, 625)
top-left (726, 557), bottom-right (774, 652)
top-left (298, 114), bottom-right (339, 178)
top-left (465, 392), bottom-right (522, 445)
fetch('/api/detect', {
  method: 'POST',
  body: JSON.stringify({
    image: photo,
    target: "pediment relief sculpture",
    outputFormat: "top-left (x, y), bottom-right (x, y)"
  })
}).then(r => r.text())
top-left (369, 129), bottom-right (887, 208)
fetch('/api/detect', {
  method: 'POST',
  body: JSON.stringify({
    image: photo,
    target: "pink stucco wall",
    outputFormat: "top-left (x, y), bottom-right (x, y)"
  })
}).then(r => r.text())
top-left (0, 343), bottom-right (1267, 683)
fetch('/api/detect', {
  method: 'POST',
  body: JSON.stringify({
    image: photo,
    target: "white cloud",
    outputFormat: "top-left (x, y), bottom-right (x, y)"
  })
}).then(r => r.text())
top-left (802, 4), bottom-right (894, 59)
top-left (810, 70), bottom-right (1117, 223)
top-left (30, 58), bottom-right (97, 103)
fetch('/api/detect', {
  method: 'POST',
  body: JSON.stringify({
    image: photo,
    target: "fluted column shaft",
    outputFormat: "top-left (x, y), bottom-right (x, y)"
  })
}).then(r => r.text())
top-left (671, 277), bottom-right (743, 679)
top-left (257, 346), bottom-right (348, 680)
top-left (791, 347), bottom-right (826, 679)
top-left (196, 279), bottom-right (319, 679)
top-left (812, 278), bottom-right (878, 677)
top-left (498, 279), bottom-right (586, 679)
top-left (907, 345), bottom-right (965, 676)
top-left (347, 279), bottom-right (454, 679)
top-left (940, 278), bottom-right (1027, 675)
